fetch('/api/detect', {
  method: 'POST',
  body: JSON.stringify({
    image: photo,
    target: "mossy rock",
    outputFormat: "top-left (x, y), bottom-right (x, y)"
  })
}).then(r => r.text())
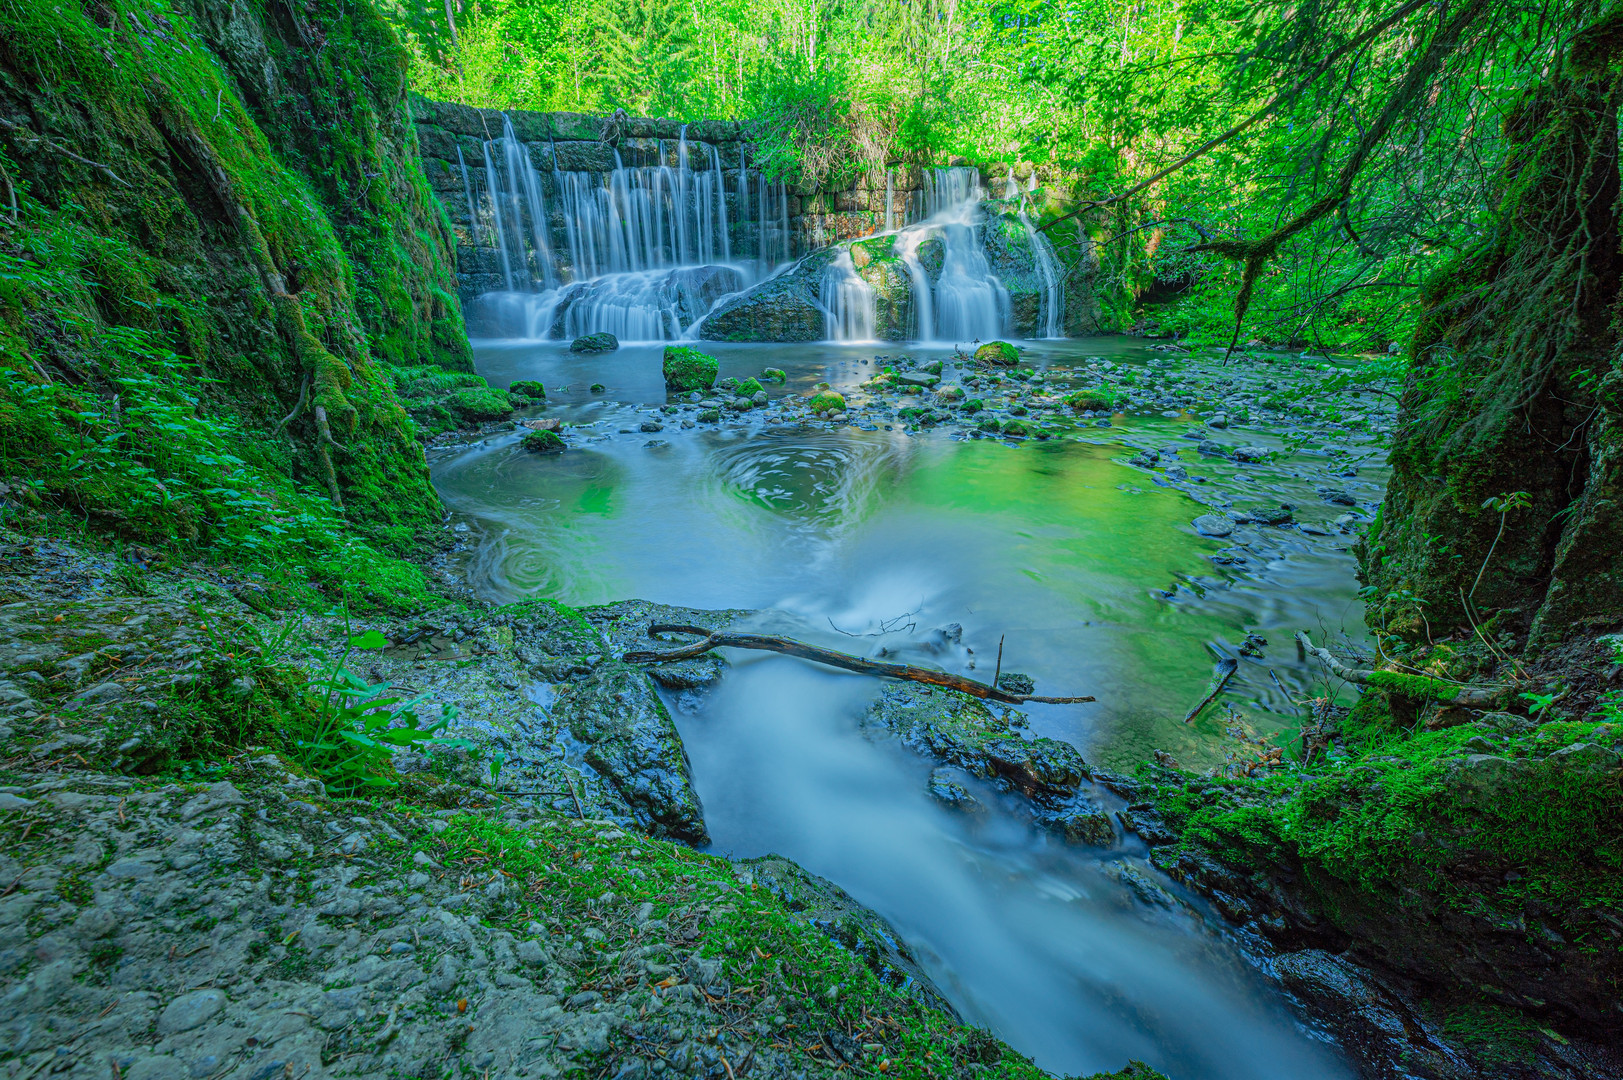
top-left (735, 377), bottom-right (764, 397)
top-left (664, 347), bottom-right (719, 392)
top-left (570, 332), bottom-right (619, 353)
top-left (808, 390), bottom-right (846, 413)
top-left (521, 430), bottom-right (565, 454)
top-left (974, 341), bottom-right (1020, 366)
top-left (1064, 387), bottom-right (1119, 411)
top-left (509, 380), bottom-right (547, 400)
top-left (761, 368), bottom-right (787, 382)
top-left (960, 398), bottom-right (986, 414)
top-left (447, 386), bottom-right (516, 422)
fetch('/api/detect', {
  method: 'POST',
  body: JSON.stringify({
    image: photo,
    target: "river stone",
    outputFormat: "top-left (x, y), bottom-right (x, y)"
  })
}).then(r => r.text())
top-left (570, 332), bottom-right (619, 353)
top-left (1193, 514), bottom-right (1234, 537)
top-left (1039, 798), bottom-right (1117, 847)
top-left (554, 660), bottom-right (707, 843)
top-left (927, 768), bottom-right (985, 814)
top-left (895, 372), bottom-right (940, 387)
top-left (157, 989), bottom-right (226, 1034)
top-left (697, 251), bottom-right (835, 341)
top-left (981, 737), bottom-right (1089, 798)
top-left (662, 346), bottom-right (718, 392)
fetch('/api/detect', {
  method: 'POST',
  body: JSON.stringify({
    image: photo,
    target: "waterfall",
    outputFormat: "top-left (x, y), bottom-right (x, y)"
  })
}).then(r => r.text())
top-left (890, 167), bottom-right (1007, 344)
top-left (884, 168), bottom-right (894, 232)
top-left (456, 145), bottom-right (481, 247)
top-left (470, 119), bottom-right (784, 341)
top-left (481, 139), bottom-right (515, 291)
top-left (821, 250), bottom-right (877, 342)
top-left (1018, 177), bottom-right (1065, 339)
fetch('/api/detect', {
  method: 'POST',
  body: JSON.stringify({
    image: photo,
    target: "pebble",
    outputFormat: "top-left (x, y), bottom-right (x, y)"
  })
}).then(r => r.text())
top-left (157, 989), bottom-right (226, 1035)
top-left (1193, 514), bottom-right (1234, 537)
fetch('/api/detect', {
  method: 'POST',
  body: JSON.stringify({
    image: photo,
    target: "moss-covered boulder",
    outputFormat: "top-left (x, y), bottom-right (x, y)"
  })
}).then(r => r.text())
top-left (735, 377), bottom-right (764, 397)
top-left (1064, 387), bottom-right (1119, 411)
top-left (808, 390), bottom-right (847, 413)
top-left (974, 341), bottom-right (1021, 366)
top-left (446, 386), bottom-right (515, 422)
top-left (509, 379), bottom-right (547, 400)
top-left (569, 332), bottom-right (619, 353)
top-left (521, 429), bottom-right (565, 453)
top-left (761, 367), bottom-right (788, 382)
top-left (662, 346), bottom-right (719, 392)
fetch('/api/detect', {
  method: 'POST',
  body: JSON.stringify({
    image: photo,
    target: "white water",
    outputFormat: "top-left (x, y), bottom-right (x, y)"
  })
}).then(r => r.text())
top-left (1015, 170), bottom-right (1065, 339)
top-left (471, 119), bottom-right (790, 341)
top-left (820, 249), bottom-right (877, 342)
top-left (888, 167), bottom-right (1009, 344)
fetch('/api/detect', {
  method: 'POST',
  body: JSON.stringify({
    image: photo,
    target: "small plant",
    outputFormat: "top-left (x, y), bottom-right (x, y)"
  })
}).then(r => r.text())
top-left (1471, 491), bottom-right (1531, 601)
top-left (291, 628), bottom-right (476, 795)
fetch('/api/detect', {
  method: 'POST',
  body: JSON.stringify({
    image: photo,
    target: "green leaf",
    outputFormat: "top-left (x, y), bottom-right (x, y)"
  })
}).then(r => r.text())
top-left (349, 629), bottom-right (389, 650)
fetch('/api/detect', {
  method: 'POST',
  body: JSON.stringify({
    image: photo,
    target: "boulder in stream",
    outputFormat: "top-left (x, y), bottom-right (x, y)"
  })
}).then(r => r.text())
top-left (570, 331), bottom-right (619, 353)
top-left (663, 346), bottom-right (719, 392)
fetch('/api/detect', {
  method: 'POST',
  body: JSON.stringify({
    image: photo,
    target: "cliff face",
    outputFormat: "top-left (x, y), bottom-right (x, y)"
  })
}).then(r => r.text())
top-left (0, 0), bottom-right (470, 552)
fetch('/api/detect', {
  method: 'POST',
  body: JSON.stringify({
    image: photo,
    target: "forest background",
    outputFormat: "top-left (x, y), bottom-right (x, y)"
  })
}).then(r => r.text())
top-left (386, 0), bottom-right (1586, 351)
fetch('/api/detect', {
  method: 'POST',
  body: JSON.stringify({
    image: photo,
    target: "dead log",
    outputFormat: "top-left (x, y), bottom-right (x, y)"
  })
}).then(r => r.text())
top-left (1184, 656), bottom-right (1239, 723)
top-left (623, 624), bottom-right (1095, 705)
top-left (1294, 631), bottom-right (1501, 706)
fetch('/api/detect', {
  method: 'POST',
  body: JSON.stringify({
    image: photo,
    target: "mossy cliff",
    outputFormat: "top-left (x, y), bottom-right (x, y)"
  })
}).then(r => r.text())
top-left (0, 0), bottom-right (472, 563)
top-left (1363, 7), bottom-right (1623, 650)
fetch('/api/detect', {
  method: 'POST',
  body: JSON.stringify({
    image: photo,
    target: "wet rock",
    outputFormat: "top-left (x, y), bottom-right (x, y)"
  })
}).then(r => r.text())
top-left (863, 684), bottom-right (1087, 802)
top-left (570, 332), bottom-right (619, 353)
top-left (662, 346), bottom-right (719, 392)
top-left (995, 672), bottom-right (1035, 695)
top-left (1274, 951), bottom-right (1473, 1080)
top-left (1192, 514), bottom-right (1233, 537)
top-left (974, 341), bottom-right (1019, 366)
top-left (157, 989), bottom-right (226, 1034)
top-left (522, 430), bottom-right (565, 454)
top-left (696, 252), bottom-right (834, 341)
top-left (1038, 797), bottom-right (1117, 846)
top-left (553, 661), bottom-right (707, 843)
top-left (1316, 486), bottom-right (1357, 506)
top-left (926, 768), bottom-right (985, 814)
top-left (1232, 445), bottom-right (1271, 464)
top-left (741, 855), bottom-right (959, 1017)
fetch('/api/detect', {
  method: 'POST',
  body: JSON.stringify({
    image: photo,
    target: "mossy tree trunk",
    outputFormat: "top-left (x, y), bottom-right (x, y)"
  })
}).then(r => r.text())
top-left (1364, 6), bottom-right (1623, 650)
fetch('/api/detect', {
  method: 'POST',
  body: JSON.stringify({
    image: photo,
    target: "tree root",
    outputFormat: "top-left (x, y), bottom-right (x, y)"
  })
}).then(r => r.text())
top-left (624, 624), bottom-right (1096, 705)
top-left (1295, 631), bottom-right (1501, 706)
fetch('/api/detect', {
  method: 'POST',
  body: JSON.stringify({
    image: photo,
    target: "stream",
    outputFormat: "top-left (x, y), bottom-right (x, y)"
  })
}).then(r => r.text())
top-left (431, 336), bottom-right (1385, 1079)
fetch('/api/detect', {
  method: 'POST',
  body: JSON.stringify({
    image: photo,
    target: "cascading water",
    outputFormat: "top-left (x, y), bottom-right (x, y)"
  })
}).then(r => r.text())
top-left (456, 146), bottom-right (481, 247)
top-left (890, 167), bottom-right (1010, 344)
top-left (470, 116), bottom-right (792, 341)
top-left (821, 249), bottom-right (877, 342)
top-left (1015, 172), bottom-right (1064, 340)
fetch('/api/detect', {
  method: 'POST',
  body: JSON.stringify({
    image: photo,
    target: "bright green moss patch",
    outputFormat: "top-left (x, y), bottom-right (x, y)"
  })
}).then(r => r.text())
top-left (1063, 387), bottom-right (1120, 411)
top-left (662, 346), bottom-right (719, 392)
top-left (808, 390), bottom-right (847, 413)
top-left (973, 341), bottom-right (1020, 366)
top-left (1365, 670), bottom-right (1463, 700)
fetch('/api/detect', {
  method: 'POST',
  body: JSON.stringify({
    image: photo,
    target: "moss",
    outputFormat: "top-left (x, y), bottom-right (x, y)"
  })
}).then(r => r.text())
top-left (761, 367), bottom-right (787, 382)
top-left (973, 341), bottom-right (1020, 366)
top-left (1439, 1004), bottom-right (1541, 1066)
top-left (735, 377), bottom-right (764, 397)
top-left (1064, 387), bottom-right (1120, 411)
top-left (1364, 670), bottom-right (1463, 701)
top-left (520, 429), bottom-right (565, 454)
top-left (508, 379), bottom-right (547, 400)
top-left (808, 390), bottom-right (846, 413)
top-left (662, 346), bottom-right (719, 392)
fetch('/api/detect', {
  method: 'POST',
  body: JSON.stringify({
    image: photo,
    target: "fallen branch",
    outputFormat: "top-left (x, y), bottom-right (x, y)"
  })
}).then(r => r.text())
top-left (624, 624), bottom-right (1095, 705)
top-left (1294, 631), bottom-right (1501, 706)
top-left (0, 117), bottom-right (129, 187)
top-left (1184, 657), bottom-right (1238, 723)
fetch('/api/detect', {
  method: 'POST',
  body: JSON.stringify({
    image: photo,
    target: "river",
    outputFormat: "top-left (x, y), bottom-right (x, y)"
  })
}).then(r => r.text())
top-left (430, 335), bottom-right (1385, 1079)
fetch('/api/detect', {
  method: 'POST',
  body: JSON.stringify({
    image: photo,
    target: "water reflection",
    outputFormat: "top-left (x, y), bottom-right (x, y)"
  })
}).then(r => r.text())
top-left (432, 338), bottom-right (1374, 1079)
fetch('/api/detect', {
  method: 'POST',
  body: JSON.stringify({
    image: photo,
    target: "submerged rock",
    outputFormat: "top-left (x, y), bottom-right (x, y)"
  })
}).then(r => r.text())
top-left (569, 331), bottom-right (619, 353)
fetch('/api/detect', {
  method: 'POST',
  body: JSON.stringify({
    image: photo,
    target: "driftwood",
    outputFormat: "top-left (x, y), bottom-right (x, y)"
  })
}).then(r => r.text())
top-left (623, 624), bottom-right (1095, 705)
top-left (1184, 656), bottom-right (1239, 723)
top-left (1295, 631), bottom-right (1501, 706)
